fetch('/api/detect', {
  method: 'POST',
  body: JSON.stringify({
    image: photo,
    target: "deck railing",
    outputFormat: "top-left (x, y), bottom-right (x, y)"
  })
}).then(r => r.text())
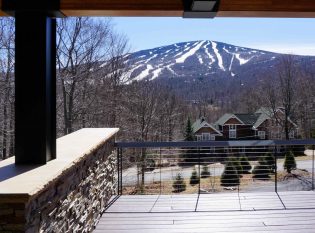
top-left (115, 140), bottom-right (315, 196)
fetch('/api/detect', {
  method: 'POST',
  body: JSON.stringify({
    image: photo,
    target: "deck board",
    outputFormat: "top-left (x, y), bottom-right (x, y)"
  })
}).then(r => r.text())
top-left (95, 191), bottom-right (315, 233)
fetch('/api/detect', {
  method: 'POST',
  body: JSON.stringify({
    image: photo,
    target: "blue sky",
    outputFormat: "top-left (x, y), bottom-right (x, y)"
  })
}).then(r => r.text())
top-left (112, 17), bottom-right (315, 55)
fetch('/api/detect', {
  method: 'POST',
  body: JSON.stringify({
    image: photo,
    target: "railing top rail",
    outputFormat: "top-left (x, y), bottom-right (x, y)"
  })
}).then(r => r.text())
top-left (115, 139), bottom-right (315, 148)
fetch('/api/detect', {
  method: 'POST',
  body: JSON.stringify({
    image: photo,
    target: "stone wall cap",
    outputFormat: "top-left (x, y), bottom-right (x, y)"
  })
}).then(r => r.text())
top-left (0, 128), bottom-right (119, 203)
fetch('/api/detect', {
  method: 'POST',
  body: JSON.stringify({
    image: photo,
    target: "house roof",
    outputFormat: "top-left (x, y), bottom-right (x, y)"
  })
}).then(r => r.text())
top-left (192, 118), bottom-right (222, 135)
top-left (234, 114), bottom-right (261, 125)
top-left (254, 107), bottom-right (298, 128)
top-left (215, 113), bottom-right (260, 126)
top-left (215, 113), bottom-right (242, 126)
top-left (253, 112), bottom-right (271, 129)
top-left (255, 107), bottom-right (273, 115)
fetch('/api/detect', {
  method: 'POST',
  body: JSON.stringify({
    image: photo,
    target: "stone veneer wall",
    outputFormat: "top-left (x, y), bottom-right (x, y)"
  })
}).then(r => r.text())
top-left (0, 137), bottom-right (117, 233)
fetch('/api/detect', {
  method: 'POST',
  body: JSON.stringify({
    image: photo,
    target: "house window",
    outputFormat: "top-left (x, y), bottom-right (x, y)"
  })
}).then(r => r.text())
top-left (289, 131), bottom-right (295, 139)
top-left (196, 135), bottom-right (202, 141)
top-left (258, 131), bottom-right (266, 140)
top-left (211, 135), bottom-right (216, 141)
top-left (202, 133), bottom-right (210, 141)
top-left (229, 125), bottom-right (236, 139)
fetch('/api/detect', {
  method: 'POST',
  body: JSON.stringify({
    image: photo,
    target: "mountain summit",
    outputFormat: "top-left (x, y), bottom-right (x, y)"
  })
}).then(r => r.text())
top-left (125, 40), bottom-right (314, 83)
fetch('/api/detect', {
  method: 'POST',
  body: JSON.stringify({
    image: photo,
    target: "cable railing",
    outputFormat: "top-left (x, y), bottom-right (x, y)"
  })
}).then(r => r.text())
top-left (115, 140), bottom-right (315, 196)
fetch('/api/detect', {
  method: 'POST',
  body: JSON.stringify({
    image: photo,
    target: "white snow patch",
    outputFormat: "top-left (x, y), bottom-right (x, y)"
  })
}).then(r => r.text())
top-left (204, 42), bottom-right (215, 65)
top-left (134, 65), bottom-right (153, 81)
top-left (164, 49), bottom-right (172, 55)
top-left (235, 54), bottom-right (252, 65)
top-left (198, 56), bottom-right (203, 64)
top-left (151, 68), bottom-right (163, 80)
top-left (144, 54), bottom-right (158, 63)
top-left (166, 64), bottom-right (177, 75)
top-left (175, 41), bottom-right (205, 64)
top-left (211, 41), bottom-right (225, 71)
top-left (229, 54), bottom-right (235, 71)
top-left (123, 64), bottom-right (145, 84)
top-left (100, 62), bottom-right (107, 68)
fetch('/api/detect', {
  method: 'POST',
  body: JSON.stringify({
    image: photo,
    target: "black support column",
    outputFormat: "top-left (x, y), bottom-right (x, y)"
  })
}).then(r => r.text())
top-left (2, 1), bottom-right (62, 164)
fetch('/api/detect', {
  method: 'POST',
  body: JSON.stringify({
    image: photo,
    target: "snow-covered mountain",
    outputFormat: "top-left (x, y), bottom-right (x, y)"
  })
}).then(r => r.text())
top-left (124, 40), bottom-right (314, 82)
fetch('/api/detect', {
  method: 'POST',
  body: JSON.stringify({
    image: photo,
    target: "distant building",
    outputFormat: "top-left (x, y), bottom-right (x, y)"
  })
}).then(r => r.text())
top-left (192, 107), bottom-right (299, 141)
top-left (192, 117), bottom-right (222, 141)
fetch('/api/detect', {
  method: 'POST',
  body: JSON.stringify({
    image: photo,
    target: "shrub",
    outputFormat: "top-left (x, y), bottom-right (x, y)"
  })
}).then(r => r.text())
top-left (201, 164), bottom-right (211, 178)
top-left (252, 159), bottom-right (270, 180)
top-left (284, 150), bottom-right (297, 173)
top-left (239, 156), bottom-right (252, 174)
top-left (190, 168), bottom-right (200, 186)
top-left (173, 173), bottom-right (186, 193)
top-left (221, 161), bottom-right (240, 187)
top-left (145, 158), bottom-right (156, 172)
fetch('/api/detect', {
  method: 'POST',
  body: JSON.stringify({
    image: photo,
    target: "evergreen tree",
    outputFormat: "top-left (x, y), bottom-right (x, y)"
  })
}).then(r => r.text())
top-left (252, 159), bottom-right (270, 180)
top-left (190, 168), bottom-right (200, 186)
top-left (184, 118), bottom-right (194, 141)
top-left (221, 161), bottom-right (240, 187)
top-left (239, 156), bottom-right (252, 174)
top-left (182, 118), bottom-right (196, 164)
top-left (263, 153), bottom-right (275, 173)
top-left (284, 150), bottom-right (297, 173)
top-left (229, 157), bottom-right (243, 177)
top-left (173, 173), bottom-right (186, 193)
top-left (201, 164), bottom-right (211, 178)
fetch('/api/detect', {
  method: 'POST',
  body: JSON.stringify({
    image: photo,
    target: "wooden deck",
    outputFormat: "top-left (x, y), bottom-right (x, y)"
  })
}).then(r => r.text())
top-left (95, 191), bottom-right (315, 233)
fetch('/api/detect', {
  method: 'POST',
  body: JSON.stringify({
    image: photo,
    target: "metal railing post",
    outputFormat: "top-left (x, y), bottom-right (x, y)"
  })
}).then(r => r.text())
top-left (312, 145), bottom-right (314, 191)
top-left (274, 146), bottom-right (278, 193)
top-left (160, 148), bottom-right (162, 194)
top-left (117, 148), bottom-right (120, 195)
top-left (120, 148), bottom-right (123, 195)
top-left (198, 148), bottom-right (201, 194)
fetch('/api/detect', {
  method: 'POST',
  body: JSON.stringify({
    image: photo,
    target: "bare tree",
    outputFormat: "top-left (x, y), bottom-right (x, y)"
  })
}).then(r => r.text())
top-left (261, 55), bottom-right (299, 139)
top-left (0, 18), bottom-right (15, 159)
top-left (56, 18), bottom-right (111, 135)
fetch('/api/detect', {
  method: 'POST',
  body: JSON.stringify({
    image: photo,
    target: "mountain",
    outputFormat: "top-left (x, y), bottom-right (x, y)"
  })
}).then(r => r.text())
top-left (125, 40), bottom-right (315, 84)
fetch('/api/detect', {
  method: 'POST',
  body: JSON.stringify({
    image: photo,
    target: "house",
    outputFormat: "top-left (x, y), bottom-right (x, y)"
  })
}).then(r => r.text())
top-left (214, 113), bottom-right (260, 140)
top-left (192, 117), bottom-right (223, 141)
top-left (254, 107), bottom-right (299, 140)
top-left (213, 107), bottom-right (299, 141)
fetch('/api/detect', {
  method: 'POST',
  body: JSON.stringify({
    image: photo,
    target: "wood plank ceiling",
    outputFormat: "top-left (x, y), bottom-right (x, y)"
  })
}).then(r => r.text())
top-left (1, 0), bottom-right (315, 17)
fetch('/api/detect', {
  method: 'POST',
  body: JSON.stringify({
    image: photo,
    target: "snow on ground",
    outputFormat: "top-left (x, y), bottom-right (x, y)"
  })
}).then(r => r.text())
top-left (204, 41), bottom-right (215, 66)
top-left (166, 64), bottom-right (177, 76)
top-left (229, 55), bottom-right (235, 71)
top-left (151, 67), bottom-right (163, 80)
top-left (173, 45), bottom-right (192, 58)
top-left (134, 64), bottom-right (153, 81)
top-left (212, 41), bottom-right (225, 71)
top-left (175, 41), bottom-right (205, 64)
top-left (144, 54), bottom-right (158, 64)
top-left (198, 55), bottom-right (203, 64)
top-left (235, 53), bottom-right (253, 65)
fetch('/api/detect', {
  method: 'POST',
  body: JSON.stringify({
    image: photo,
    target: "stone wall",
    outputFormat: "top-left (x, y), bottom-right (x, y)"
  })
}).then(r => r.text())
top-left (0, 134), bottom-right (117, 233)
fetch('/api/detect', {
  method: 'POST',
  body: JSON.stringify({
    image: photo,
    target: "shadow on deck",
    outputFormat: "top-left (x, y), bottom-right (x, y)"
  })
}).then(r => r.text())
top-left (95, 191), bottom-right (315, 233)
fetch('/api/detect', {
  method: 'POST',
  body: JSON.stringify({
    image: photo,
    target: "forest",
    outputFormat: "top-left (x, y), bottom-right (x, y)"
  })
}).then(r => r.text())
top-left (0, 17), bottom-right (315, 160)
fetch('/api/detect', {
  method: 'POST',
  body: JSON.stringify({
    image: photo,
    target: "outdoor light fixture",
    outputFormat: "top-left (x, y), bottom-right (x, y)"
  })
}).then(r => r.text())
top-left (183, 0), bottom-right (220, 18)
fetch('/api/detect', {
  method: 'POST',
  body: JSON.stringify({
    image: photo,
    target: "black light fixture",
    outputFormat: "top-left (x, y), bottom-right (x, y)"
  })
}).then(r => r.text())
top-left (183, 0), bottom-right (220, 18)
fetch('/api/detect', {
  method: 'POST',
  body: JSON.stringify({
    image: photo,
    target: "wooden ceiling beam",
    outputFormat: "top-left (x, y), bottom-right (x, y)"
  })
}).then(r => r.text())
top-left (1, 0), bottom-right (315, 17)
top-left (59, 0), bottom-right (315, 17)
